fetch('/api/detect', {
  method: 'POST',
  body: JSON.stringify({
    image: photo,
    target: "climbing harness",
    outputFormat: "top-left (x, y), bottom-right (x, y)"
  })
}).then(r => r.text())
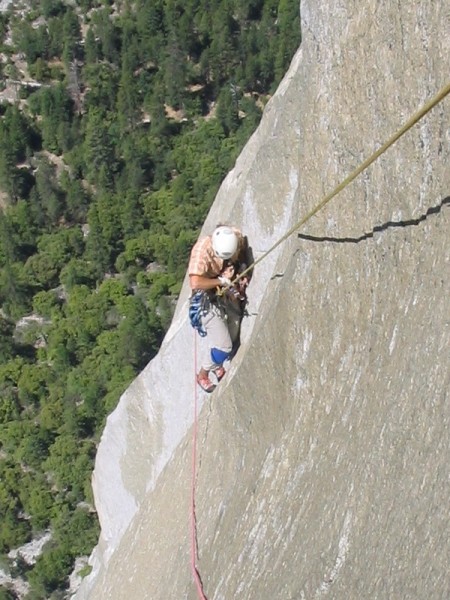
top-left (189, 81), bottom-right (450, 599)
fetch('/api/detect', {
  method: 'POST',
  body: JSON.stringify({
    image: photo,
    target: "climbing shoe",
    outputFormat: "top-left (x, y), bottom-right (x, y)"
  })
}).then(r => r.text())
top-left (197, 373), bottom-right (216, 393)
top-left (213, 366), bottom-right (226, 382)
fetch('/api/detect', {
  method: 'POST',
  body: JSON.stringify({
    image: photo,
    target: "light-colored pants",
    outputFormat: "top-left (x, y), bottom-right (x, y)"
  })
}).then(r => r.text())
top-left (199, 297), bottom-right (242, 371)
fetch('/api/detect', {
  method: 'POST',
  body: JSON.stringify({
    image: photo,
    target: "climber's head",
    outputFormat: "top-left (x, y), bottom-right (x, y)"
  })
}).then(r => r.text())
top-left (212, 226), bottom-right (238, 260)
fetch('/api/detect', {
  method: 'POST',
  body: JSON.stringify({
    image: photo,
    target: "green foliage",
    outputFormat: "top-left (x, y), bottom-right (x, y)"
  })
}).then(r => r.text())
top-left (35, 85), bottom-right (74, 155)
top-left (56, 506), bottom-right (99, 556)
top-left (0, 106), bottom-right (36, 202)
top-left (12, 21), bottom-right (48, 65)
top-left (81, 63), bottom-right (119, 113)
top-left (1, 105), bottom-right (30, 162)
top-left (0, 263), bottom-right (32, 319)
top-left (32, 289), bottom-right (62, 317)
top-left (82, 107), bottom-right (118, 183)
top-left (44, 436), bottom-right (96, 500)
top-left (0, 392), bottom-right (21, 424)
top-left (274, 0), bottom-right (301, 82)
top-left (17, 363), bottom-right (54, 408)
top-left (41, 0), bottom-right (66, 19)
top-left (83, 27), bottom-right (99, 65)
top-left (0, 14), bottom-right (8, 46)
top-left (62, 8), bottom-right (82, 65)
top-left (90, 6), bottom-right (121, 63)
top-left (27, 544), bottom-right (71, 595)
top-left (0, 459), bottom-right (32, 552)
top-left (60, 172), bottom-right (90, 222)
top-left (0, 586), bottom-right (16, 600)
top-left (0, 0), bottom-right (300, 596)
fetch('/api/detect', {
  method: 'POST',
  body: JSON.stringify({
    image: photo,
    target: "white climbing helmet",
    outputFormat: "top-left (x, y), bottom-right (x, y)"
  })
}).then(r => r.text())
top-left (212, 226), bottom-right (238, 259)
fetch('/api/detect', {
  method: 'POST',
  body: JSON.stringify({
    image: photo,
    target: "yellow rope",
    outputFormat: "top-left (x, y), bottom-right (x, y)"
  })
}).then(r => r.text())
top-left (231, 80), bottom-right (450, 286)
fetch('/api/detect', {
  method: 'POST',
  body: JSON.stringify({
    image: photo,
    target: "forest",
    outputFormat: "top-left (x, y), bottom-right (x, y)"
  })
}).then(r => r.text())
top-left (0, 0), bottom-right (300, 597)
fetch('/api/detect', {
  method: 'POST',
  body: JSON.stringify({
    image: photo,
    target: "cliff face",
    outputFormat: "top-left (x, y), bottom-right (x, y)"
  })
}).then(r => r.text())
top-left (74, 1), bottom-right (450, 598)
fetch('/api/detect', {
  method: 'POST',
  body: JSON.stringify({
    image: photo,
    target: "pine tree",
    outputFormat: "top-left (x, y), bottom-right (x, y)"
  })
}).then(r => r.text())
top-left (84, 26), bottom-right (99, 64)
top-left (83, 107), bottom-right (117, 182)
top-left (274, 0), bottom-right (300, 81)
top-left (62, 9), bottom-right (81, 65)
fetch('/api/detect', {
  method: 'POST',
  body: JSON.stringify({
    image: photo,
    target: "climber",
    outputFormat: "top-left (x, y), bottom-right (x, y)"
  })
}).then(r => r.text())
top-left (188, 225), bottom-right (251, 392)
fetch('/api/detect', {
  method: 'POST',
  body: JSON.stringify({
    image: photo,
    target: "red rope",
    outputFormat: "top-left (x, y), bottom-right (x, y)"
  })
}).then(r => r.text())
top-left (191, 332), bottom-right (209, 599)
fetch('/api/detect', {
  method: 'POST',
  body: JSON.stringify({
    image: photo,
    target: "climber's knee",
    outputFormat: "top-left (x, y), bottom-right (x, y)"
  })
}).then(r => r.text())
top-left (210, 347), bottom-right (231, 366)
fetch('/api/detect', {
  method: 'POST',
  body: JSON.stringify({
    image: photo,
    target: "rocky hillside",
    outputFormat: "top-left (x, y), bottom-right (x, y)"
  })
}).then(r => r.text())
top-left (74, 1), bottom-right (450, 598)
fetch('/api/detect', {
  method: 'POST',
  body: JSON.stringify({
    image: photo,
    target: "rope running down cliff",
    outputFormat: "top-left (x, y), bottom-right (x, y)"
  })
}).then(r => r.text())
top-left (227, 80), bottom-right (450, 289)
top-left (191, 333), bottom-right (209, 600)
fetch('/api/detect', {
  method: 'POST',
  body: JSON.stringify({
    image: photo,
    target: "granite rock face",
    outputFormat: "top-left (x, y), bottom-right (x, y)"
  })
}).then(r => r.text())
top-left (74, 1), bottom-right (450, 598)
